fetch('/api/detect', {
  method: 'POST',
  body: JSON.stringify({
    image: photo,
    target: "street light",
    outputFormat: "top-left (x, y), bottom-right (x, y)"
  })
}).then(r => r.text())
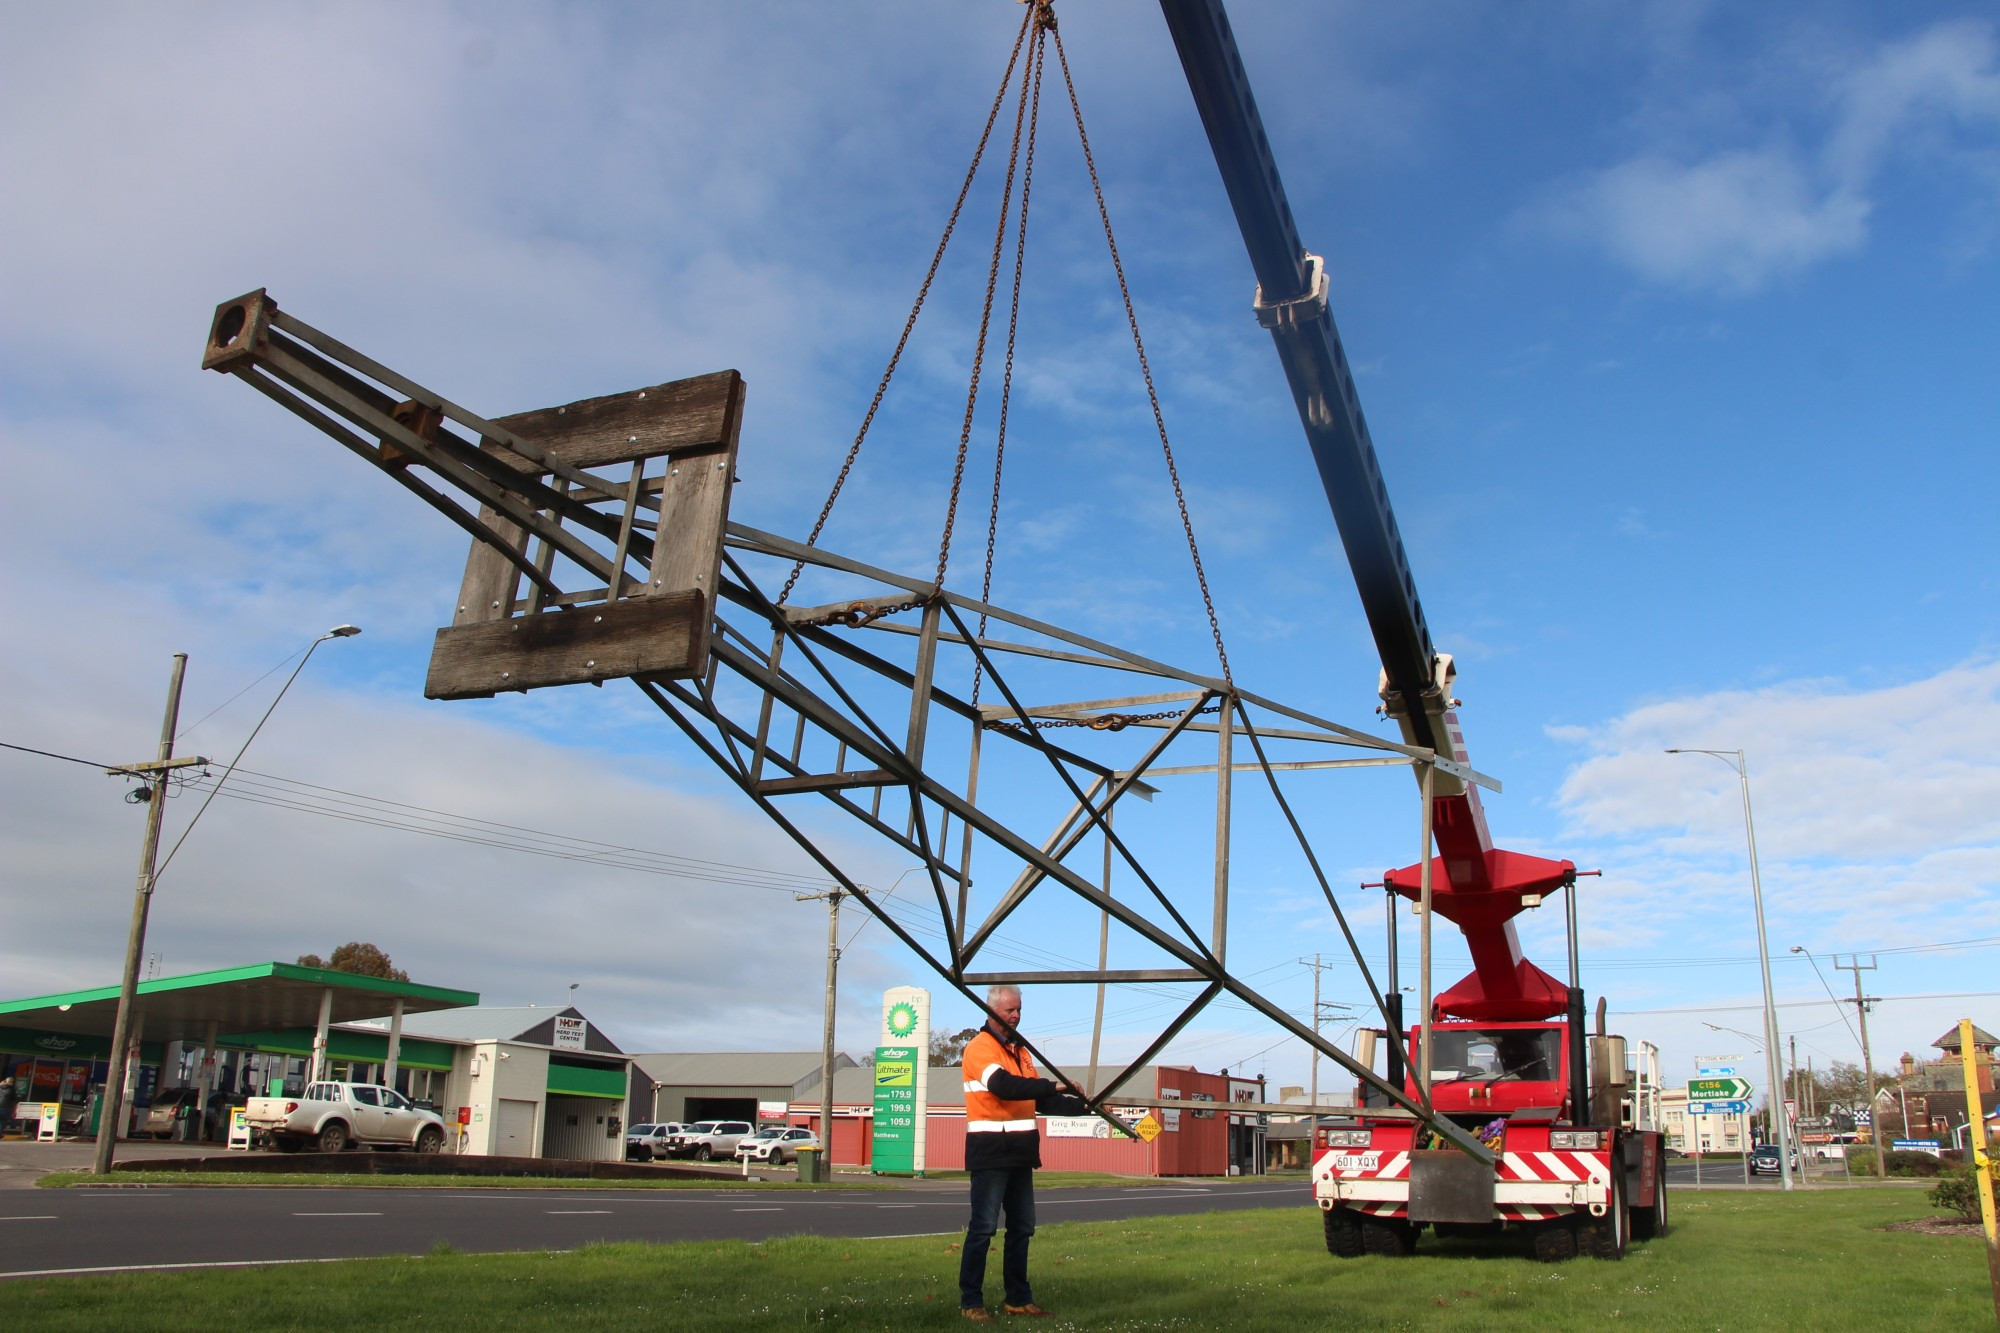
top-left (92, 626), bottom-right (362, 1175)
top-left (1666, 747), bottom-right (1795, 1190)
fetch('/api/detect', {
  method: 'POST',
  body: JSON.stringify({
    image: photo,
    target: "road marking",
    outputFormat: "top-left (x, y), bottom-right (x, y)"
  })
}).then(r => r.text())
top-left (4, 1257), bottom-right (346, 1280)
top-left (546, 1210), bottom-right (612, 1215)
top-left (291, 1211), bottom-right (382, 1217)
top-left (0, 1216), bottom-right (57, 1222)
top-left (733, 1207), bottom-right (783, 1212)
top-left (877, 1204), bottom-right (919, 1209)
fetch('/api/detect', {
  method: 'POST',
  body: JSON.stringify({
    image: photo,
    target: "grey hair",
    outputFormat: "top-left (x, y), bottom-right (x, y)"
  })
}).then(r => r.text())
top-left (985, 984), bottom-right (1021, 1006)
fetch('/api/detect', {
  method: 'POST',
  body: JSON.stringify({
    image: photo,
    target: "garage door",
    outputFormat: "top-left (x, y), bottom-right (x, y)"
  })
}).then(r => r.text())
top-left (496, 1098), bottom-right (538, 1157)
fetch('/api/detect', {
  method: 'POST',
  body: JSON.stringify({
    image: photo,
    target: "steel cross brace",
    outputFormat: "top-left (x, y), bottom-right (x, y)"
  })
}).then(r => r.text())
top-left (200, 292), bottom-right (1495, 1162)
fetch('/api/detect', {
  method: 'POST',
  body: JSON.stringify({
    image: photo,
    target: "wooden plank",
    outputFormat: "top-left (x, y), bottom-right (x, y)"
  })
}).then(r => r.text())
top-left (452, 502), bottom-right (526, 625)
top-left (425, 590), bottom-right (705, 699)
top-left (488, 370), bottom-right (742, 472)
top-left (648, 372), bottom-right (744, 666)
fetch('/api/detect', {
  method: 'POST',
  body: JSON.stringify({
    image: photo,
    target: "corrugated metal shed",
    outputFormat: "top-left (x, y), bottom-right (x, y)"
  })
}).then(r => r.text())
top-left (632, 1050), bottom-right (853, 1092)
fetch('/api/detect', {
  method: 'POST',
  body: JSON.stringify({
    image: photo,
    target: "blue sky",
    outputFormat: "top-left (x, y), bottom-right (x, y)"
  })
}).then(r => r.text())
top-left (2, 1), bottom-right (1995, 1106)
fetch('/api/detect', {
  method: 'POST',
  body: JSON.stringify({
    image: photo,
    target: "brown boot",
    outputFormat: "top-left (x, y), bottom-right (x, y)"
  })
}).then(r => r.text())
top-left (962, 1308), bottom-right (997, 1324)
top-left (1003, 1304), bottom-right (1051, 1317)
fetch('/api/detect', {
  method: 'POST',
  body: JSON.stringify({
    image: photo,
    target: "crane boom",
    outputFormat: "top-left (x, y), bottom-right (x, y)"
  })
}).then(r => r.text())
top-left (1160, 0), bottom-right (1572, 1020)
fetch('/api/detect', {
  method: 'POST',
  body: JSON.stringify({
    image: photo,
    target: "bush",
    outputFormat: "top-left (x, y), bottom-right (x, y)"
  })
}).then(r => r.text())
top-left (1884, 1149), bottom-right (1945, 1178)
top-left (1928, 1166), bottom-right (1982, 1222)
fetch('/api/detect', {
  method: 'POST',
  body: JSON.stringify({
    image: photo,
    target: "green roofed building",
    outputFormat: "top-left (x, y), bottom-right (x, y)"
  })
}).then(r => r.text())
top-left (2, 965), bottom-right (637, 1162)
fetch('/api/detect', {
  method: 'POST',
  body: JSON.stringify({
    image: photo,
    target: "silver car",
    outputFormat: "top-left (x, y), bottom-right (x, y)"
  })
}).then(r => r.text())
top-left (734, 1126), bottom-right (820, 1165)
top-left (671, 1119), bottom-right (754, 1160)
top-left (625, 1122), bottom-right (682, 1161)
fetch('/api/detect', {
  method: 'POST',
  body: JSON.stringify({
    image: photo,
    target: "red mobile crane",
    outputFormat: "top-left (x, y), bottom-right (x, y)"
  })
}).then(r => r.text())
top-left (1160, 0), bottom-right (1668, 1260)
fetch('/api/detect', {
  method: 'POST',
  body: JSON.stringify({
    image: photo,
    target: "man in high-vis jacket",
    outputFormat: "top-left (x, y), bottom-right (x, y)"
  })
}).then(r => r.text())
top-left (958, 984), bottom-right (1085, 1322)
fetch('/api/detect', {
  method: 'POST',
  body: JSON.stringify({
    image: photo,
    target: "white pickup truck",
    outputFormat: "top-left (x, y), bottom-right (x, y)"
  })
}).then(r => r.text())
top-left (245, 1082), bottom-right (447, 1154)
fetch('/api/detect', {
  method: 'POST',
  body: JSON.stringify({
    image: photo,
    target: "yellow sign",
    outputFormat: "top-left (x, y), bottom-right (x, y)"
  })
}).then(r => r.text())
top-left (1134, 1113), bottom-right (1162, 1143)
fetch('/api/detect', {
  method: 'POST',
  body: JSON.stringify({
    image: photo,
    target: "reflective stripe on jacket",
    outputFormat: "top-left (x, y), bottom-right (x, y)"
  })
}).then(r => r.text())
top-left (963, 1029), bottom-right (1038, 1128)
top-left (962, 1026), bottom-right (1043, 1170)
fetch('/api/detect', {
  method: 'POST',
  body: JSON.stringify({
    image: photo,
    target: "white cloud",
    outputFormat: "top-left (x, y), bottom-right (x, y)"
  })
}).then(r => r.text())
top-left (1537, 150), bottom-right (1869, 292)
top-left (1556, 660), bottom-right (2000, 865)
top-left (1824, 19), bottom-right (2000, 189)
top-left (1526, 17), bottom-right (2000, 292)
top-left (1538, 659), bottom-right (2000, 1080)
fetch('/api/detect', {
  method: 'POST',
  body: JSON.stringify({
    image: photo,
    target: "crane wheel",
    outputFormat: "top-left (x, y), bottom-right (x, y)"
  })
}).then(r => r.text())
top-left (1632, 1152), bottom-right (1669, 1240)
top-left (1359, 1217), bottom-right (1417, 1256)
top-left (1582, 1173), bottom-right (1629, 1260)
top-left (1323, 1207), bottom-right (1364, 1258)
top-left (1532, 1221), bottom-right (1579, 1263)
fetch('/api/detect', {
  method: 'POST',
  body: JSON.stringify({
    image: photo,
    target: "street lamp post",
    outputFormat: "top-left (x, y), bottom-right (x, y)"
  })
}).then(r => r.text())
top-left (92, 627), bottom-right (360, 1176)
top-left (1667, 747), bottom-right (1796, 1190)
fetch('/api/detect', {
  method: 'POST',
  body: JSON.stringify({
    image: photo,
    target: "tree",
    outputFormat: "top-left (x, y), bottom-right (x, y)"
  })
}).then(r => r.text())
top-left (930, 1026), bottom-right (981, 1067)
top-left (296, 942), bottom-right (410, 982)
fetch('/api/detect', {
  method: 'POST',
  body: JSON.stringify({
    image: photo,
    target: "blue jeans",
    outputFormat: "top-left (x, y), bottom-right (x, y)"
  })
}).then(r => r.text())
top-left (959, 1165), bottom-right (1036, 1309)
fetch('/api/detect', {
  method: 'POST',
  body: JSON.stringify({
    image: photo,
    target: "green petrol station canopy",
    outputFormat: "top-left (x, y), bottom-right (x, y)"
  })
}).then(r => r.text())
top-left (0, 962), bottom-right (478, 1050)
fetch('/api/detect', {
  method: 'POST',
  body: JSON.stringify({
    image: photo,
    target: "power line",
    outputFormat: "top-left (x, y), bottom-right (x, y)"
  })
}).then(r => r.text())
top-left (0, 739), bottom-right (129, 773)
top-left (173, 645), bottom-right (309, 741)
top-left (1613, 990), bottom-right (1999, 1017)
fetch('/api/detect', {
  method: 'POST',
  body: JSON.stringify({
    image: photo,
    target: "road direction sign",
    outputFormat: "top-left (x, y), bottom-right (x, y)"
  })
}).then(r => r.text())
top-left (1689, 1099), bottom-right (1752, 1115)
top-left (1688, 1076), bottom-right (1752, 1100)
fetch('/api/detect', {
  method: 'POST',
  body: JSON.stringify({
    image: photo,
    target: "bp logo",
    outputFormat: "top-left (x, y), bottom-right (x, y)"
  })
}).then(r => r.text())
top-left (886, 1001), bottom-right (920, 1038)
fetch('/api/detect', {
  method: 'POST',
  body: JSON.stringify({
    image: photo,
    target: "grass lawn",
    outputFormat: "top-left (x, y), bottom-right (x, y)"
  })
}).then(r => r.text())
top-left (1, 1186), bottom-right (1988, 1330)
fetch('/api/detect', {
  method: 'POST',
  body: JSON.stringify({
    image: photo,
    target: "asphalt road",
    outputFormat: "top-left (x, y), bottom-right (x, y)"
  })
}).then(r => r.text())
top-left (1662, 1158), bottom-right (1841, 1187)
top-left (0, 1180), bottom-right (1311, 1279)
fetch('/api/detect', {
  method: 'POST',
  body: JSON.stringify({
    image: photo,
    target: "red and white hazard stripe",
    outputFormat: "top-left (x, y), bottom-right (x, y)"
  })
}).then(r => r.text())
top-left (1495, 1149), bottom-right (1610, 1221)
top-left (1312, 1146), bottom-right (1610, 1222)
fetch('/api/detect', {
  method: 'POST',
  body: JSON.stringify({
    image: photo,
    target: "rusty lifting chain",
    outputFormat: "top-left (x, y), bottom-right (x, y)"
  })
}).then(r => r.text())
top-left (984, 703), bottom-right (1221, 734)
top-left (783, 0), bottom-right (1234, 689)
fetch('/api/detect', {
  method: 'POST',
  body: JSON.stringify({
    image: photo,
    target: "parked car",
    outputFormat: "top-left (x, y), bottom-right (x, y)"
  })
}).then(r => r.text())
top-left (245, 1082), bottom-right (447, 1153)
top-left (141, 1087), bottom-right (204, 1139)
top-left (1749, 1144), bottom-right (1797, 1175)
top-left (625, 1122), bottom-right (683, 1161)
top-left (734, 1126), bottom-right (820, 1165)
top-left (668, 1119), bottom-right (754, 1161)
top-left (139, 1088), bottom-right (241, 1141)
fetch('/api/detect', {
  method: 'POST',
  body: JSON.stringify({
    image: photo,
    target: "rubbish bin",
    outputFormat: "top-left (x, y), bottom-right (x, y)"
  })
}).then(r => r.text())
top-left (795, 1147), bottom-right (822, 1183)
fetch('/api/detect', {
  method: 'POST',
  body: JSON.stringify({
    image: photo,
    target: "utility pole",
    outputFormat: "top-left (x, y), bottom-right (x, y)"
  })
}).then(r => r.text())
top-left (799, 887), bottom-right (845, 1164)
top-left (1836, 954), bottom-right (1886, 1178)
top-left (1297, 954), bottom-right (1352, 1126)
top-left (1301, 953), bottom-right (1322, 1118)
top-left (94, 655), bottom-right (206, 1176)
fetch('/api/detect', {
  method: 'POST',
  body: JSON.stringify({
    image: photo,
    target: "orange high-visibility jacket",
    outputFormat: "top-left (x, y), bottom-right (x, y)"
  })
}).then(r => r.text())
top-left (963, 1027), bottom-right (1041, 1135)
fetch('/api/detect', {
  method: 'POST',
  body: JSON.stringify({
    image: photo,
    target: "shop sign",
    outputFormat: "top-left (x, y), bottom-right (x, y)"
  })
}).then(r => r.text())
top-left (1046, 1115), bottom-right (1114, 1139)
top-left (553, 1016), bottom-right (587, 1052)
top-left (37, 1103), bottom-right (60, 1142)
